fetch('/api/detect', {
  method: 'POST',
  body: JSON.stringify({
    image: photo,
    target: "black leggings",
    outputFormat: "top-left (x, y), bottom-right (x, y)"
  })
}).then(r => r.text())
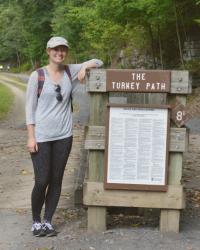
top-left (30, 136), bottom-right (72, 223)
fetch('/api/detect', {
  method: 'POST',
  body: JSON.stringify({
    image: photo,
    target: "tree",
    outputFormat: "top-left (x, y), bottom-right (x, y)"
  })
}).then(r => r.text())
top-left (17, 0), bottom-right (54, 67)
top-left (0, 3), bottom-right (26, 66)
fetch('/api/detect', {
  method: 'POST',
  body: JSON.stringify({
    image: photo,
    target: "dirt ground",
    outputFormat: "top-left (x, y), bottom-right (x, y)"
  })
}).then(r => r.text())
top-left (1, 74), bottom-right (200, 250)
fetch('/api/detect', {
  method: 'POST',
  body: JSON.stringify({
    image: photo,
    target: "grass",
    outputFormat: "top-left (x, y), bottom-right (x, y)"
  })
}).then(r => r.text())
top-left (0, 83), bottom-right (14, 120)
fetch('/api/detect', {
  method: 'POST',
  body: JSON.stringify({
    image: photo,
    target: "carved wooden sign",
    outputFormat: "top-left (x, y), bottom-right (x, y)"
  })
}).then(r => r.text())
top-left (106, 69), bottom-right (171, 93)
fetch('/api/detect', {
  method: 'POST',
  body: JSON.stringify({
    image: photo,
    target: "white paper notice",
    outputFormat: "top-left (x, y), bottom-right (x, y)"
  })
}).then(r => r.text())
top-left (107, 107), bottom-right (168, 185)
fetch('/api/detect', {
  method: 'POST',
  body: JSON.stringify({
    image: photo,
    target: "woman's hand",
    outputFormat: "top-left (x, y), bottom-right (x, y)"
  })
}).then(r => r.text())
top-left (27, 137), bottom-right (38, 153)
top-left (77, 66), bottom-right (86, 83)
top-left (77, 59), bottom-right (103, 83)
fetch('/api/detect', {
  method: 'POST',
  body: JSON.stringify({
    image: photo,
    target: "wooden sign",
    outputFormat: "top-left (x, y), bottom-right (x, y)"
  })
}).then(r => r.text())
top-left (105, 104), bottom-right (170, 191)
top-left (106, 69), bottom-right (171, 93)
top-left (171, 102), bottom-right (192, 127)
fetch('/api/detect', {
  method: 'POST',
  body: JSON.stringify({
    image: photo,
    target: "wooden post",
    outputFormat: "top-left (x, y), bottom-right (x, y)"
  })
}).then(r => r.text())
top-left (160, 95), bottom-right (186, 233)
top-left (160, 210), bottom-right (180, 233)
top-left (87, 93), bottom-right (108, 231)
top-left (88, 207), bottom-right (107, 231)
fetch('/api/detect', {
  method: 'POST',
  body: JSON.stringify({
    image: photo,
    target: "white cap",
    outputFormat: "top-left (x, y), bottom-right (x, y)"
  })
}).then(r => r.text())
top-left (46, 36), bottom-right (69, 48)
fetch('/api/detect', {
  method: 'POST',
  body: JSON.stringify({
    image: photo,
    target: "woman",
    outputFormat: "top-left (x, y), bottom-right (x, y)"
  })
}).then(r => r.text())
top-left (26, 36), bottom-right (103, 237)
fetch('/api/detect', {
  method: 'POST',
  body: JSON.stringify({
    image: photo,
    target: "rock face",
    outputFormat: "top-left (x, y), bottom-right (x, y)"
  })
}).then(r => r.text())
top-left (183, 41), bottom-right (200, 88)
top-left (183, 41), bottom-right (200, 61)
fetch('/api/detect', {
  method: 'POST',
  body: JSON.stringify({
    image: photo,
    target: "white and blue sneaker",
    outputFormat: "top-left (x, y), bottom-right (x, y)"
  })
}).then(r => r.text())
top-left (31, 222), bottom-right (46, 237)
top-left (42, 222), bottom-right (57, 237)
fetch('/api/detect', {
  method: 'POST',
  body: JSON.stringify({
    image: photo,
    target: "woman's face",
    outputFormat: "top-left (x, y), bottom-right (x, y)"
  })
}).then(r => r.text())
top-left (47, 45), bottom-right (68, 64)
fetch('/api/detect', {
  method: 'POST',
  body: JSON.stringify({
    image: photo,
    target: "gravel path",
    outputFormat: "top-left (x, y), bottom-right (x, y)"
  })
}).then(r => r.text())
top-left (1, 73), bottom-right (200, 250)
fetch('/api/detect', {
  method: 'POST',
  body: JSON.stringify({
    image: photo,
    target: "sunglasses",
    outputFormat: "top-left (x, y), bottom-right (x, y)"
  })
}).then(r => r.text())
top-left (55, 85), bottom-right (63, 102)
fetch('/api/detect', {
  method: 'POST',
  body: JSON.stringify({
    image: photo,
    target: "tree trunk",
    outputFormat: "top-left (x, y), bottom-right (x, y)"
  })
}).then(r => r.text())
top-left (16, 50), bottom-right (21, 68)
top-left (148, 23), bottom-right (157, 69)
top-left (179, 8), bottom-right (192, 59)
top-left (173, 0), bottom-right (185, 68)
top-left (158, 24), bottom-right (164, 69)
top-left (34, 60), bottom-right (40, 69)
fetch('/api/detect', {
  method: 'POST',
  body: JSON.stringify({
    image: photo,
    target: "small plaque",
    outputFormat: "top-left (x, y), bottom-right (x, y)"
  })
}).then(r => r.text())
top-left (171, 103), bottom-right (192, 127)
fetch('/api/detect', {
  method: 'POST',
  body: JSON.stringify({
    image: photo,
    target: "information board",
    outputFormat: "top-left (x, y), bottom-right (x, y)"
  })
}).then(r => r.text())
top-left (105, 104), bottom-right (170, 191)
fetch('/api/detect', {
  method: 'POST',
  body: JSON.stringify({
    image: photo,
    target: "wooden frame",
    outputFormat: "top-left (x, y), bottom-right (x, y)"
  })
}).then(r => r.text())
top-left (84, 126), bottom-right (188, 152)
top-left (84, 182), bottom-right (185, 209)
top-left (104, 104), bottom-right (170, 192)
top-left (83, 69), bottom-right (191, 233)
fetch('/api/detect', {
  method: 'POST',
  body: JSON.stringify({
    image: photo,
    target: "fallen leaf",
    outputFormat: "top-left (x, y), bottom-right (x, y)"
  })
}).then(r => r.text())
top-left (21, 169), bottom-right (28, 175)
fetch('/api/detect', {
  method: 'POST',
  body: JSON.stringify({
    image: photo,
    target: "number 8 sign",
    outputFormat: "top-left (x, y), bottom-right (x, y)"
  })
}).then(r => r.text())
top-left (171, 103), bottom-right (192, 127)
top-left (176, 111), bottom-right (184, 121)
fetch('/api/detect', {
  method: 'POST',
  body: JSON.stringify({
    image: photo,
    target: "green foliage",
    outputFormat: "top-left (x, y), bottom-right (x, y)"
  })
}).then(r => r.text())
top-left (184, 60), bottom-right (200, 73)
top-left (52, 2), bottom-right (95, 61)
top-left (0, 0), bottom-right (54, 68)
top-left (0, 0), bottom-right (200, 70)
top-left (51, 0), bottom-right (197, 68)
top-left (11, 62), bottom-right (32, 73)
top-left (0, 83), bottom-right (14, 120)
top-left (17, 0), bottom-right (54, 67)
top-left (0, 3), bottom-right (26, 63)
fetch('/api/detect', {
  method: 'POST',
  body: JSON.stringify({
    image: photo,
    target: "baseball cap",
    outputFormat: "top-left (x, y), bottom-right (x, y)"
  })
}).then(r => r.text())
top-left (46, 36), bottom-right (69, 49)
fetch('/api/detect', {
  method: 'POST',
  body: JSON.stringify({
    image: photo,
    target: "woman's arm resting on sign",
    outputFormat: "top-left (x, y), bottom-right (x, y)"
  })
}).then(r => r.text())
top-left (27, 124), bottom-right (38, 153)
top-left (78, 59), bottom-right (103, 83)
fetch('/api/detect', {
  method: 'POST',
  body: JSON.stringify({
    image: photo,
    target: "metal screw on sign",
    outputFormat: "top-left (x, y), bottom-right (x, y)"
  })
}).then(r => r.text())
top-left (96, 82), bottom-right (101, 89)
top-left (96, 76), bottom-right (101, 89)
top-left (177, 87), bottom-right (182, 91)
top-left (178, 77), bottom-right (183, 82)
top-left (97, 143), bottom-right (101, 148)
top-left (96, 76), bottom-right (100, 80)
top-left (175, 145), bottom-right (179, 149)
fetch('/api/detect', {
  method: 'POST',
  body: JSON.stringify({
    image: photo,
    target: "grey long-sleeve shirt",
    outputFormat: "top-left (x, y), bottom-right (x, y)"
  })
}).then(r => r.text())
top-left (26, 59), bottom-right (103, 142)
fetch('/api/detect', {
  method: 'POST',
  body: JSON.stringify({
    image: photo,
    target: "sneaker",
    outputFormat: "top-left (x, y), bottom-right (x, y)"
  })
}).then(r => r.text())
top-left (42, 222), bottom-right (57, 237)
top-left (31, 222), bottom-right (46, 237)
